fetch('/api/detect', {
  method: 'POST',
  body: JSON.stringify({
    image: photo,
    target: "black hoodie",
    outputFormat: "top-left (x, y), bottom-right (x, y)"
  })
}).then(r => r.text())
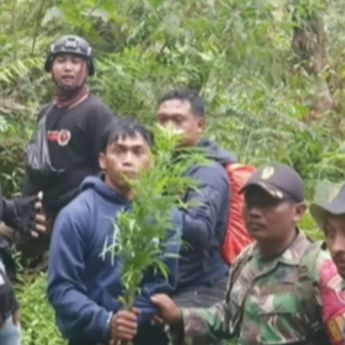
top-left (176, 139), bottom-right (235, 291)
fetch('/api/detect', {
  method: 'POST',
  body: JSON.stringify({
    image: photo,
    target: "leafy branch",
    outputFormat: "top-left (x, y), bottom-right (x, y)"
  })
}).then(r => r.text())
top-left (106, 126), bottom-right (206, 316)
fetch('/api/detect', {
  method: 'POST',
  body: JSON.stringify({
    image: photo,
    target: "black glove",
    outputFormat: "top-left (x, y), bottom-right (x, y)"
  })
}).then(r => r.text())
top-left (2, 195), bottom-right (37, 235)
top-left (0, 268), bottom-right (18, 325)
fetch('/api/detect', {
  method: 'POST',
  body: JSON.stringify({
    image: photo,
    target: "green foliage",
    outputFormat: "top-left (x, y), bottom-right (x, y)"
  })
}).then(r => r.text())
top-left (0, 117), bottom-right (29, 197)
top-left (16, 273), bottom-right (66, 345)
top-left (0, 0), bottom-right (341, 343)
top-left (1, 0), bottom-right (343, 201)
top-left (107, 127), bottom-right (205, 311)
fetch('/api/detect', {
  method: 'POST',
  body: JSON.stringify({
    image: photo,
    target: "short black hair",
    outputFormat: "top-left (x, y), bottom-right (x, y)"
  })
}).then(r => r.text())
top-left (158, 88), bottom-right (205, 118)
top-left (100, 118), bottom-right (153, 153)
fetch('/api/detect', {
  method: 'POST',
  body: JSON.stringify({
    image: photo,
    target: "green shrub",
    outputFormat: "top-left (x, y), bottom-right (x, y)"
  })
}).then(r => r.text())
top-left (16, 273), bottom-right (66, 345)
top-left (0, 1), bottom-right (343, 343)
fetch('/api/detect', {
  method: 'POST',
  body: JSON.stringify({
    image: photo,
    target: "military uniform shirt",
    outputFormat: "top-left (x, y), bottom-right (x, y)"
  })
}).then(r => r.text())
top-left (176, 232), bottom-right (345, 345)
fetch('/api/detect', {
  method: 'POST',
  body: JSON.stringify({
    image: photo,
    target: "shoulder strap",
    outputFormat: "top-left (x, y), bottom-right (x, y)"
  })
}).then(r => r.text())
top-left (230, 244), bottom-right (255, 285)
top-left (298, 241), bottom-right (331, 345)
top-left (224, 243), bottom-right (255, 338)
top-left (25, 102), bottom-right (64, 174)
top-left (226, 244), bottom-right (254, 301)
top-left (37, 102), bottom-right (54, 123)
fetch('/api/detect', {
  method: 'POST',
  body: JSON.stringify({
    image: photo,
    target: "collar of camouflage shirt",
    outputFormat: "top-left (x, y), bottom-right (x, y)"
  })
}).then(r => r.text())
top-left (250, 231), bottom-right (307, 278)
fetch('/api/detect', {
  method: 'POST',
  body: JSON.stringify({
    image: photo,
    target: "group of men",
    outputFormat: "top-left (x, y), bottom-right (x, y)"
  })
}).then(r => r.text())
top-left (1, 34), bottom-right (345, 345)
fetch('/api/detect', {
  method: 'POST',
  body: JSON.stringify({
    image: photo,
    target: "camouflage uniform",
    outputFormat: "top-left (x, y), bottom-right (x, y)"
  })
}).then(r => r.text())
top-left (174, 232), bottom-right (345, 345)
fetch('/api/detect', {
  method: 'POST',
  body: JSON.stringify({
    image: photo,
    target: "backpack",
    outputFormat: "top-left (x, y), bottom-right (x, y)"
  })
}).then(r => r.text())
top-left (221, 163), bottom-right (255, 265)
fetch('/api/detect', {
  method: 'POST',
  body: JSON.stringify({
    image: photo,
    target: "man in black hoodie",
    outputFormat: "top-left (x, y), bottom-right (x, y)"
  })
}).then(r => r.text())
top-left (156, 89), bottom-right (234, 345)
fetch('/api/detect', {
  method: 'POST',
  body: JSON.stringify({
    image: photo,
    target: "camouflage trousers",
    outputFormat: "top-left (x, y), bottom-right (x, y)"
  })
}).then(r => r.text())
top-left (171, 277), bottom-right (228, 345)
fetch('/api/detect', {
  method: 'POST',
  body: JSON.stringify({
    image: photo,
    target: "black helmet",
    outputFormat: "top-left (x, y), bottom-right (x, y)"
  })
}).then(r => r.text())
top-left (44, 35), bottom-right (95, 76)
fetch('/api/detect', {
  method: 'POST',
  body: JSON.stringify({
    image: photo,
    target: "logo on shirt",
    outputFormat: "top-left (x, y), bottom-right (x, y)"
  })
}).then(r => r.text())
top-left (47, 129), bottom-right (71, 146)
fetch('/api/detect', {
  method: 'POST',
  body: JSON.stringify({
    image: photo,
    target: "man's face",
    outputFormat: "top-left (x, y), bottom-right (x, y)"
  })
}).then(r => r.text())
top-left (243, 187), bottom-right (304, 243)
top-left (99, 133), bottom-right (152, 196)
top-left (156, 99), bottom-right (204, 147)
top-left (324, 215), bottom-right (345, 279)
top-left (51, 53), bottom-right (87, 88)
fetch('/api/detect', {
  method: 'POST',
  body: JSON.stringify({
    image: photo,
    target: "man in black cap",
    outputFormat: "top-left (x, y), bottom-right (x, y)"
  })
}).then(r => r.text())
top-left (152, 163), bottom-right (345, 345)
top-left (310, 185), bottom-right (345, 279)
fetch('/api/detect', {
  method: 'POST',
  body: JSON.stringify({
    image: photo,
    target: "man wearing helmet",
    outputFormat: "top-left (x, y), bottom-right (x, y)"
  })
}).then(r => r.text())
top-left (22, 36), bottom-right (115, 229)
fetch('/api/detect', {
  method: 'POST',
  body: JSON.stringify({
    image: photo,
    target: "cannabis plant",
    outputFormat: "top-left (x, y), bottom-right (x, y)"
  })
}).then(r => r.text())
top-left (107, 126), bottom-right (205, 313)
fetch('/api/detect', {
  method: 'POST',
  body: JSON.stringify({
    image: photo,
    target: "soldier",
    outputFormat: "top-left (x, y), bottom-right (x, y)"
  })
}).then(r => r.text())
top-left (310, 184), bottom-right (345, 279)
top-left (152, 163), bottom-right (345, 345)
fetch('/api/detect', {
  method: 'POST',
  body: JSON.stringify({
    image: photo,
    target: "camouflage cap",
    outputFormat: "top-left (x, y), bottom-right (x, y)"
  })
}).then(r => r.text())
top-left (240, 163), bottom-right (304, 202)
top-left (310, 184), bottom-right (345, 229)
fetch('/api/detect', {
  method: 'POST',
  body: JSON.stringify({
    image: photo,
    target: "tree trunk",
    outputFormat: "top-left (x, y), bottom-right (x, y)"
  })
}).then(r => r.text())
top-left (292, 2), bottom-right (333, 117)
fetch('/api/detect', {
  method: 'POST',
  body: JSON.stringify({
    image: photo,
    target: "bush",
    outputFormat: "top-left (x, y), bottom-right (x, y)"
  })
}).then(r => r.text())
top-left (16, 273), bottom-right (66, 345)
top-left (0, 0), bottom-right (343, 343)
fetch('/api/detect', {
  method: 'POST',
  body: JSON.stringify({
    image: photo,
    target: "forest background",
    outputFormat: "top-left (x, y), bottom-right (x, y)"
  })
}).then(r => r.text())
top-left (0, 0), bottom-right (344, 344)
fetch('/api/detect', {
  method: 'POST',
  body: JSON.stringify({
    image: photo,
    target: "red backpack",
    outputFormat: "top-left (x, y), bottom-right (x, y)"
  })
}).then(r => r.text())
top-left (221, 163), bottom-right (255, 265)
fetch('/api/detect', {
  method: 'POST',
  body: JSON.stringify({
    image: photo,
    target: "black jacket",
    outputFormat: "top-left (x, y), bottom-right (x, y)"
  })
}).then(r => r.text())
top-left (176, 139), bottom-right (235, 290)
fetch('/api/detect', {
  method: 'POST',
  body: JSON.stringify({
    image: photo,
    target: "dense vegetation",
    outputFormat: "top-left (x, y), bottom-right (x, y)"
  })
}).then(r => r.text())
top-left (0, 1), bottom-right (344, 344)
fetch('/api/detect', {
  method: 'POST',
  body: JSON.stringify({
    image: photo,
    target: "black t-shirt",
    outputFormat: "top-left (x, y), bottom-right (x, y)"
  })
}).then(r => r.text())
top-left (23, 94), bottom-right (115, 217)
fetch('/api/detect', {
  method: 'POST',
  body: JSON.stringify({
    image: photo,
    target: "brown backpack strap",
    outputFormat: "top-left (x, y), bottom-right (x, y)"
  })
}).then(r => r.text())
top-left (298, 241), bottom-right (331, 345)
top-left (225, 244), bottom-right (255, 337)
top-left (228, 244), bottom-right (254, 287)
